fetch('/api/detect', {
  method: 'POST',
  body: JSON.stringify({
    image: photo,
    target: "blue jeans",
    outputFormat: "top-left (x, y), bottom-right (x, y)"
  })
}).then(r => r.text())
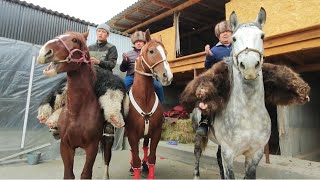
top-left (124, 74), bottom-right (165, 103)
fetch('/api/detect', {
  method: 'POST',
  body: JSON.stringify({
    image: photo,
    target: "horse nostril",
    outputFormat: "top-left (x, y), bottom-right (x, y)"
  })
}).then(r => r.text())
top-left (255, 61), bottom-right (260, 69)
top-left (45, 49), bottom-right (53, 58)
top-left (240, 62), bottom-right (245, 69)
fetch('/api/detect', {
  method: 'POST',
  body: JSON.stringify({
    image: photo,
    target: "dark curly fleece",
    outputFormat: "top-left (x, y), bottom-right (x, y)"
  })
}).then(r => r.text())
top-left (180, 61), bottom-right (311, 113)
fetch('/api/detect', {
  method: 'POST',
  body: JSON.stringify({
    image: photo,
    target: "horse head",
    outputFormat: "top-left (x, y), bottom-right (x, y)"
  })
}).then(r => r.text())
top-left (230, 7), bottom-right (266, 80)
top-left (37, 31), bottom-right (90, 77)
top-left (138, 29), bottom-right (173, 86)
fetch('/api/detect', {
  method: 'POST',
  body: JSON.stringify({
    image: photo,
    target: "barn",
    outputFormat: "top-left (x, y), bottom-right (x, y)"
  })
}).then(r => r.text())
top-left (106, 0), bottom-right (320, 161)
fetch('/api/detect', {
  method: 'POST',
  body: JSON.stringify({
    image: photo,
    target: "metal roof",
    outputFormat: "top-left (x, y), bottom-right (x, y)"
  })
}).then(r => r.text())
top-left (2, 0), bottom-right (129, 36)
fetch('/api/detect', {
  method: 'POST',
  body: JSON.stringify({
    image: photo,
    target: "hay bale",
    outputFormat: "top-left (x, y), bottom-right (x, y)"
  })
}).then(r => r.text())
top-left (161, 118), bottom-right (195, 144)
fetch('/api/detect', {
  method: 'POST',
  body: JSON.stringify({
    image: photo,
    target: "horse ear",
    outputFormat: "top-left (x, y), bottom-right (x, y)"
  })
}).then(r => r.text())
top-left (255, 7), bottom-right (266, 28)
top-left (82, 32), bottom-right (89, 40)
top-left (157, 34), bottom-right (162, 42)
top-left (145, 29), bottom-right (151, 42)
top-left (229, 11), bottom-right (239, 32)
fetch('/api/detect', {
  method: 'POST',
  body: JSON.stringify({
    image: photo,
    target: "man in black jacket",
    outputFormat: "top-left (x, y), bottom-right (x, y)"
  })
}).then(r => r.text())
top-left (89, 23), bottom-right (118, 72)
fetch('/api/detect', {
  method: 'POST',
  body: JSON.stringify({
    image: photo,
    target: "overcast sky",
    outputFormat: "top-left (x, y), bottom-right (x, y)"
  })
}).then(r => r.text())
top-left (24, 0), bottom-right (137, 24)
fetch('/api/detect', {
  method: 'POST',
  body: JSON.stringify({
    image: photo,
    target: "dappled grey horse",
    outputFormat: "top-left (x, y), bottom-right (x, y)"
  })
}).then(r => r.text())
top-left (195, 8), bottom-right (269, 179)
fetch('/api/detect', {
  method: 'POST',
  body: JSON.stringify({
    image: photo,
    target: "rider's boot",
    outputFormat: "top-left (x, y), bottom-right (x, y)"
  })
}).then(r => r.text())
top-left (196, 114), bottom-right (209, 137)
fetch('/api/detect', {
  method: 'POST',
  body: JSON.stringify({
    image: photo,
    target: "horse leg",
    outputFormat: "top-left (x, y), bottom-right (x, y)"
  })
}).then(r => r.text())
top-left (101, 136), bottom-right (114, 179)
top-left (141, 138), bottom-right (149, 177)
top-left (127, 133), bottom-right (141, 179)
top-left (221, 147), bottom-right (235, 179)
top-left (60, 141), bottom-right (76, 179)
top-left (193, 134), bottom-right (202, 179)
top-left (147, 129), bottom-right (161, 179)
top-left (81, 141), bottom-right (100, 179)
top-left (216, 145), bottom-right (225, 179)
top-left (244, 148), bottom-right (264, 179)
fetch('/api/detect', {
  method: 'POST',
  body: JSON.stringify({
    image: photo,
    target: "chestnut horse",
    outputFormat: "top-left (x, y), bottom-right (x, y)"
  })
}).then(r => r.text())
top-left (37, 32), bottom-right (113, 179)
top-left (126, 29), bottom-right (173, 179)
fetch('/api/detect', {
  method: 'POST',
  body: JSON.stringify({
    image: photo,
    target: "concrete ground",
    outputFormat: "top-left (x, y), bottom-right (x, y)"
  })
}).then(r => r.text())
top-left (1, 140), bottom-right (320, 179)
top-left (0, 148), bottom-right (220, 179)
top-left (158, 141), bottom-right (320, 179)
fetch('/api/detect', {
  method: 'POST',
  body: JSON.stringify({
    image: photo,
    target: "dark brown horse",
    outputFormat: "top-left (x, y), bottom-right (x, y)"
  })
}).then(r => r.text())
top-left (126, 29), bottom-right (173, 179)
top-left (37, 32), bottom-right (113, 179)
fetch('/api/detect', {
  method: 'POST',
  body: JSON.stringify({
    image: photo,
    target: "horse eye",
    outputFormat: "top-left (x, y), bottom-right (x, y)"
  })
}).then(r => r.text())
top-left (232, 37), bottom-right (236, 42)
top-left (261, 34), bottom-right (265, 40)
top-left (72, 38), bottom-right (78, 43)
top-left (149, 50), bottom-right (154, 54)
top-left (255, 61), bottom-right (260, 69)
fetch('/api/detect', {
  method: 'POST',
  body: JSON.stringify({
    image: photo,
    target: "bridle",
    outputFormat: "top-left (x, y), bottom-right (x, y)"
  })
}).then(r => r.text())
top-left (55, 36), bottom-right (90, 64)
top-left (234, 47), bottom-right (264, 66)
top-left (232, 24), bottom-right (264, 67)
top-left (135, 43), bottom-right (166, 78)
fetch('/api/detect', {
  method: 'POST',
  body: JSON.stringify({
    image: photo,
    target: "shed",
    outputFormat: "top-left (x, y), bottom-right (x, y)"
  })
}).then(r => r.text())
top-left (107, 0), bottom-right (320, 162)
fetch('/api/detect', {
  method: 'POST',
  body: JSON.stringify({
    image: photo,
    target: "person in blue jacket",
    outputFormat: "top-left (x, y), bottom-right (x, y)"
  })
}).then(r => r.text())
top-left (197, 20), bottom-right (233, 137)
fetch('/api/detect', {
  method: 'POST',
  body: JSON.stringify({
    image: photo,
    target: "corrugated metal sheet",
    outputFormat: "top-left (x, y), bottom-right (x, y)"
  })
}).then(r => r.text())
top-left (0, 0), bottom-right (91, 45)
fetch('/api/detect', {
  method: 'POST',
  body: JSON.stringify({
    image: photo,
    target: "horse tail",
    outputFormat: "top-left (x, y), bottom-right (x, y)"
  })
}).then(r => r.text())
top-left (100, 122), bottom-right (114, 165)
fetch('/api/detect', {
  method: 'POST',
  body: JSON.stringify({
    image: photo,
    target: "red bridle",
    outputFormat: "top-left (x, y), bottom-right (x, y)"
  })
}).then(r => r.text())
top-left (56, 36), bottom-right (90, 64)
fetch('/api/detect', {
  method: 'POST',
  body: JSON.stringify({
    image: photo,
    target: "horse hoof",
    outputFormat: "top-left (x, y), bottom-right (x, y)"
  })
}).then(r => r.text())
top-left (141, 162), bottom-right (149, 178)
top-left (128, 167), bottom-right (134, 176)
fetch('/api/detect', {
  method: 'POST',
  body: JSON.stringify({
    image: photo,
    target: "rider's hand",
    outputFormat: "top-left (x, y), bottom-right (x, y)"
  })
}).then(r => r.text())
top-left (198, 102), bottom-right (208, 110)
top-left (90, 57), bottom-right (100, 64)
top-left (204, 44), bottom-right (213, 56)
top-left (122, 53), bottom-right (128, 61)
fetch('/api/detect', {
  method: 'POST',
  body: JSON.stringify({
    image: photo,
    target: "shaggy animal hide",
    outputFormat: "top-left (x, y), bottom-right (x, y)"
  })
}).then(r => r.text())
top-left (180, 61), bottom-right (311, 113)
top-left (38, 66), bottom-right (126, 127)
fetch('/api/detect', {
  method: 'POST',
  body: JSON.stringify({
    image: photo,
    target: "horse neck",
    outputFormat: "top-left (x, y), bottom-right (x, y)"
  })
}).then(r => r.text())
top-left (230, 66), bottom-right (265, 105)
top-left (132, 66), bottom-right (155, 108)
top-left (66, 65), bottom-right (96, 112)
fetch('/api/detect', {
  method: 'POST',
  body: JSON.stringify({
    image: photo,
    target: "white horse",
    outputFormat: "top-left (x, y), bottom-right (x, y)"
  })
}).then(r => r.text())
top-left (213, 8), bottom-right (268, 179)
top-left (199, 8), bottom-right (268, 179)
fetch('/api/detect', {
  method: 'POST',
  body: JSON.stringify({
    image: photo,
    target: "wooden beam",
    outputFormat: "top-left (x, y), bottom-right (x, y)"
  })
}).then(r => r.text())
top-left (113, 23), bottom-right (131, 29)
top-left (264, 25), bottom-right (320, 49)
top-left (137, 8), bottom-right (157, 16)
top-left (151, 0), bottom-right (173, 9)
top-left (265, 38), bottom-right (320, 56)
top-left (125, 0), bottom-right (201, 33)
top-left (124, 16), bottom-right (142, 23)
top-left (294, 63), bottom-right (320, 73)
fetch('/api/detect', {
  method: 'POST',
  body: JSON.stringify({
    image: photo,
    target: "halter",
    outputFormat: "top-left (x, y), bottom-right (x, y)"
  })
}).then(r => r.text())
top-left (55, 36), bottom-right (90, 64)
top-left (232, 24), bottom-right (264, 67)
top-left (234, 47), bottom-right (264, 64)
